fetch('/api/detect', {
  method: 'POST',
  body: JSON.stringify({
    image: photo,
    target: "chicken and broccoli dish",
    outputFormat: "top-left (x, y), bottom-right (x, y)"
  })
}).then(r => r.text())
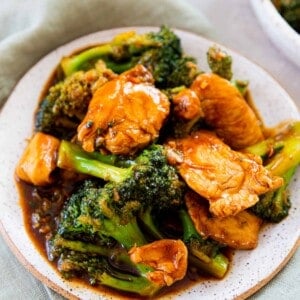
top-left (15, 26), bottom-right (300, 298)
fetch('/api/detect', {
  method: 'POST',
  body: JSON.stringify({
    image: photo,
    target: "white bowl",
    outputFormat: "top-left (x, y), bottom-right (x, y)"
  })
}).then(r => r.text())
top-left (251, 0), bottom-right (300, 68)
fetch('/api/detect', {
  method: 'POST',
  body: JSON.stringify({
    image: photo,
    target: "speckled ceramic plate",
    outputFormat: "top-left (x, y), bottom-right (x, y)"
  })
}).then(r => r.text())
top-left (251, 0), bottom-right (300, 68)
top-left (0, 27), bottom-right (299, 300)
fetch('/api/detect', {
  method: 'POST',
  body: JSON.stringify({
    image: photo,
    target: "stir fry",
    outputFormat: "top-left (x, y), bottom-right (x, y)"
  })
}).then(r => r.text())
top-left (15, 26), bottom-right (300, 297)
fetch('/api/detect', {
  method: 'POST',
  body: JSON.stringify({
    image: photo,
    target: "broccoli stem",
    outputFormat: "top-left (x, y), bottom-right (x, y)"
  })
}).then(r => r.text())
top-left (244, 121), bottom-right (300, 176)
top-left (60, 30), bottom-right (160, 76)
top-left (243, 138), bottom-right (284, 159)
top-left (51, 236), bottom-right (161, 296)
top-left (53, 235), bottom-right (111, 256)
top-left (245, 121), bottom-right (300, 222)
top-left (98, 267), bottom-right (161, 297)
top-left (57, 140), bottom-right (131, 182)
top-left (52, 235), bottom-right (141, 273)
top-left (179, 209), bottom-right (228, 279)
top-left (265, 135), bottom-right (300, 176)
top-left (188, 253), bottom-right (230, 279)
top-left (138, 208), bottom-right (164, 240)
top-left (274, 166), bottom-right (297, 203)
top-left (61, 44), bottom-right (113, 76)
top-left (62, 47), bottom-right (137, 76)
top-left (102, 215), bottom-right (147, 248)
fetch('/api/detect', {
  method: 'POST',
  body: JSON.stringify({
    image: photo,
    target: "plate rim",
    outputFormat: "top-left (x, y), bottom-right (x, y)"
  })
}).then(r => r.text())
top-left (0, 26), bottom-right (300, 300)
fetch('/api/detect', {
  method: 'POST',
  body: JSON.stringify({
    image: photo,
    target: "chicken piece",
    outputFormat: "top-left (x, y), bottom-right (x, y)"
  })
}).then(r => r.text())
top-left (191, 73), bottom-right (264, 149)
top-left (172, 88), bottom-right (203, 121)
top-left (165, 130), bottom-right (283, 217)
top-left (129, 239), bottom-right (188, 287)
top-left (15, 132), bottom-right (60, 186)
top-left (185, 191), bottom-right (263, 249)
top-left (50, 60), bottom-right (118, 121)
top-left (77, 64), bottom-right (170, 155)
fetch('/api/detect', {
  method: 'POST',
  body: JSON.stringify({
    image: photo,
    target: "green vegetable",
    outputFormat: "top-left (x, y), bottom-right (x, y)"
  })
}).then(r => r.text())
top-left (251, 166), bottom-right (296, 223)
top-left (35, 61), bottom-right (115, 139)
top-left (56, 179), bottom-right (147, 249)
top-left (207, 46), bottom-right (249, 96)
top-left (56, 141), bottom-right (185, 247)
top-left (51, 142), bottom-right (187, 295)
top-left (207, 45), bottom-right (233, 81)
top-left (179, 209), bottom-right (229, 278)
top-left (48, 238), bottom-right (163, 297)
top-left (61, 26), bottom-right (199, 88)
top-left (245, 121), bottom-right (300, 222)
top-left (245, 122), bottom-right (300, 176)
top-left (163, 56), bottom-right (200, 88)
top-left (35, 27), bottom-right (201, 139)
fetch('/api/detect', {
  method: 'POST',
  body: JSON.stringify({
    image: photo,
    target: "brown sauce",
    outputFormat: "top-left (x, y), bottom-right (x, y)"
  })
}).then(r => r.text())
top-left (16, 174), bottom-right (233, 299)
top-left (15, 54), bottom-right (259, 298)
top-left (17, 77), bottom-right (296, 297)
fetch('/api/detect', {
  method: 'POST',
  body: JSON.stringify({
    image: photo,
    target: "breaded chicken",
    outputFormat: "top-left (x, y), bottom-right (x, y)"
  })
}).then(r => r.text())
top-left (191, 73), bottom-right (264, 149)
top-left (165, 130), bottom-right (283, 217)
top-left (77, 64), bottom-right (170, 155)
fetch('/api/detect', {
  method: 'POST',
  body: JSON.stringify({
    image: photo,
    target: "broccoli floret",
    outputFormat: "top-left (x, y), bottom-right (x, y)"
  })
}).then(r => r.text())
top-left (165, 56), bottom-right (200, 88)
top-left (251, 166), bottom-right (296, 222)
top-left (56, 141), bottom-right (185, 247)
top-left (57, 141), bottom-right (184, 207)
top-left (245, 121), bottom-right (300, 222)
top-left (35, 61), bottom-right (116, 139)
top-left (35, 73), bottom-right (91, 139)
top-left (56, 179), bottom-right (147, 249)
top-left (138, 207), bottom-right (165, 240)
top-left (48, 240), bottom-right (163, 297)
top-left (207, 45), bottom-right (233, 81)
top-left (61, 26), bottom-right (199, 88)
top-left (179, 209), bottom-right (229, 279)
top-left (138, 27), bottom-right (199, 88)
top-left (57, 180), bottom-right (146, 248)
top-left (207, 46), bottom-right (249, 96)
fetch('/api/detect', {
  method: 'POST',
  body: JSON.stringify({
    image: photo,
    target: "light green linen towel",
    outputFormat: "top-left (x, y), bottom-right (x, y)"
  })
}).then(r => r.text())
top-left (0, 0), bottom-right (214, 108)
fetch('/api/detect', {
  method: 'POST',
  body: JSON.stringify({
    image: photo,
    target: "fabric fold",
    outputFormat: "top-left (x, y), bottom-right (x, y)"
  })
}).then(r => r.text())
top-left (0, 0), bottom-right (214, 107)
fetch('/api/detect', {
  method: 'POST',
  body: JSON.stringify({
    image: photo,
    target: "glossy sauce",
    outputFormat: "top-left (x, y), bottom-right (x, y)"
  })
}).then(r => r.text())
top-left (16, 57), bottom-right (256, 298)
top-left (16, 175), bottom-right (233, 299)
